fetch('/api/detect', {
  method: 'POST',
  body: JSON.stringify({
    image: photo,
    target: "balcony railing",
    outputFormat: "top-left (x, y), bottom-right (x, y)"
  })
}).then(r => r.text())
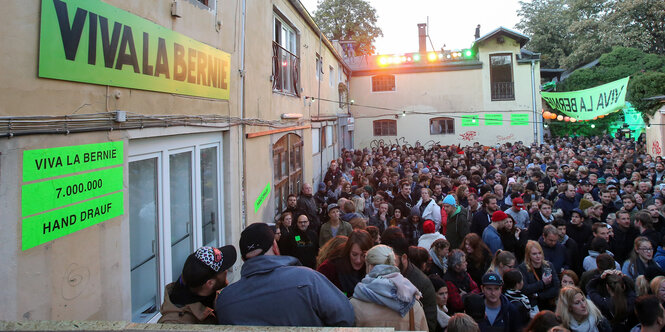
top-left (272, 42), bottom-right (300, 96)
top-left (491, 82), bottom-right (515, 101)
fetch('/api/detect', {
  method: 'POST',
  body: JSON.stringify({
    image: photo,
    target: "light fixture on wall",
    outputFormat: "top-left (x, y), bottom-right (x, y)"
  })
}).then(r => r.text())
top-left (281, 113), bottom-right (303, 120)
top-left (401, 111), bottom-right (406, 117)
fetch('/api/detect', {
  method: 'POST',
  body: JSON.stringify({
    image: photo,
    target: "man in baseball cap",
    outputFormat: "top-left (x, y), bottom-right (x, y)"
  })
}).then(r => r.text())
top-left (478, 272), bottom-right (523, 331)
top-left (216, 223), bottom-right (354, 326)
top-left (158, 245), bottom-right (237, 324)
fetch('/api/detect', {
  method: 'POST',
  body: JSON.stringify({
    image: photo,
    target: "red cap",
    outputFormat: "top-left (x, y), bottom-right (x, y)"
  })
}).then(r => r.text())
top-left (423, 220), bottom-right (435, 234)
top-left (512, 197), bottom-right (525, 209)
top-left (491, 211), bottom-right (509, 222)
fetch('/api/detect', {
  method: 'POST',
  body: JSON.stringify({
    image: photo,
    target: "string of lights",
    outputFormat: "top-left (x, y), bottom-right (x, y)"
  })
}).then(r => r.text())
top-left (304, 95), bottom-right (652, 128)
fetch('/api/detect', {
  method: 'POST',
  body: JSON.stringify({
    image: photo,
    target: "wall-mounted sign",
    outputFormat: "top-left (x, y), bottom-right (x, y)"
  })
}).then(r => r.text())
top-left (21, 141), bottom-right (124, 250)
top-left (461, 115), bottom-right (479, 126)
top-left (540, 77), bottom-right (629, 120)
top-left (22, 192), bottom-right (124, 251)
top-left (254, 183), bottom-right (271, 213)
top-left (23, 141), bottom-right (123, 182)
top-left (39, 0), bottom-right (231, 100)
top-left (511, 114), bottom-right (529, 126)
top-left (485, 114), bottom-right (503, 126)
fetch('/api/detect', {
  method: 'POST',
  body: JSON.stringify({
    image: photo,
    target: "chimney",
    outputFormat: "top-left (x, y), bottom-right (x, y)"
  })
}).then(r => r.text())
top-left (418, 23), bottom-right (427, 54)
top-left (474, 24), bottom-right (481, 40)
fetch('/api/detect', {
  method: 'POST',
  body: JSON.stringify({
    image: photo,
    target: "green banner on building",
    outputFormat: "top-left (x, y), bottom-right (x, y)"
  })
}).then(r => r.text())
top-left (511, 114), bottom-right (529, 126)
top-left (23, 141), bottom-right (123, 182)
top-left (461, 115), bottom-right (479, 126)
top-left (540, 77), bottom-right (629, 120)
top-left (22, 192), bottom-right (124, 250)
top-left (39, 0), bottom-right (231, 100)
top-left (485, 114), bottom-right (503, 126)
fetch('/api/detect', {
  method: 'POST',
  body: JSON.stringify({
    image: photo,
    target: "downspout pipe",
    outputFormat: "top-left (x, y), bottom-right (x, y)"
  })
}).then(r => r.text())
top-left (239, 0), bottom-right (247, 227)
top-left (530, 59), bottom-right (540, 144)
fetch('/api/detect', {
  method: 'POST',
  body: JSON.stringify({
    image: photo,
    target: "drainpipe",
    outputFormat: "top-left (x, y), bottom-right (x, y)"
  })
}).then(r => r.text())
top-left (239, 0), bottom-right (247, 227)
top-left (530, 59), bottom-right (540, 144)
top-left (318, 30), bottom-right (323, 179)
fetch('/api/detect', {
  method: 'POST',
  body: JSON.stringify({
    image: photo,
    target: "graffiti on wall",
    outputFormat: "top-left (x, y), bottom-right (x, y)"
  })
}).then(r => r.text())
top-left (653, 141), bottom-right (662, 155)
top-left (369, 137), bottom-right (445, 150)
top-left (497, 134), bottom-right (515, 141)
top-left (459, 131), bottom-right (478, 141)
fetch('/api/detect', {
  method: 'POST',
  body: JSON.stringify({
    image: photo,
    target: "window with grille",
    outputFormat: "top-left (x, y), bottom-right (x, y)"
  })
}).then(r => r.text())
top-left (430, 117), bottom-right (455, 135)
top-left (273, 134), bottom-right (303, 216)
top-left (272, 15), bottom-right (299, 95)
top-left (373, 120), bottom-right (397, 136)
top-left (490, 53), bottom-right (514, 100)
top-left (371, 75), bottom-right (395, 92)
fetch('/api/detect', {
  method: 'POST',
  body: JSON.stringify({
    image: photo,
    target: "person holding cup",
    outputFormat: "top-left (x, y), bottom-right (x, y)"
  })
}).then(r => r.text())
top-left (518, 240), bottom-right (560, 311)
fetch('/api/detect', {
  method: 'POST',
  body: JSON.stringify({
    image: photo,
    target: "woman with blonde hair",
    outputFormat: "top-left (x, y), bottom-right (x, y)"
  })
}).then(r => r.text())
top-left (350, 245), bottom-right (428, 331)
top-left (650, 276), bottom-right (665, 305)
top-left (447, 313), bottom-right (480, 332)
top-left (518, 240), bottom-right (560, 311)
top-left (555, 286), bottom-right (611, 332)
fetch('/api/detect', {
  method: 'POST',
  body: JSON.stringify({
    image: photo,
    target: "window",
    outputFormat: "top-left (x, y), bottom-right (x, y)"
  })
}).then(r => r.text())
top-left (273, 134), bottom-right (303, 216)
top-left (338, 83), bottom-right (347, 109)
top-left (320, 125), bottom-right (327, 148)
top-left (329, 66), bottom-right (334, 87)
top-left (325, 125), bottom-right (333, 147)
top-left (316, 53), bottom-right (322, 81)
top-left (371, 74), bottom-right (395, 92)
top-left (273, 15), bottom-right (299, 95)
top-left (430, 117), bottom-right (455, 134)
top-left (490, 53), bottom-right (514, 100)
top-left (312, 128), bottom-right (320, 154)
top-left (373, 120), bottom-right (397, 136)
top-left (196, 0), bottom-right (209, 5)
top-left (338, 65), bottom-right (343, 83)
top-left (128, 133), bottom-right (224, 323)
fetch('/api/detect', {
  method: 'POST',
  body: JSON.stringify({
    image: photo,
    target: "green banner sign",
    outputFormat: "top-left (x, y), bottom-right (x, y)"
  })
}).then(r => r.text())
top-left (511, 114), bottom-right (529, 126)
top-left (254, 183), bottom-right (271, 213)
top-left (39, 0), bottom-right (231, 100)
top-left (485, 114), bottom-right (503, 126)
top-left (461, 115), bottom-right (479, 126)
top-left (22, 191), bottom-right (124, 250)
top-left (23, 141), bottom-right (123, 182)
top-left (22, 167), bottom-right (123, 217)
top-left (540, 77), bottom-right (630, 120)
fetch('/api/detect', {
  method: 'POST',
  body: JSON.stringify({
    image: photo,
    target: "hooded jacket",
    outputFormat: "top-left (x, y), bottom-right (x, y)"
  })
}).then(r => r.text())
top-left (446, 206), bottom-right (469, 249)
top-left (158, 282), bottom-right (217, 324)
top-left (414, 198), bottom-right (442, 231)
top-left (216, 255), bottom-right (355, 326)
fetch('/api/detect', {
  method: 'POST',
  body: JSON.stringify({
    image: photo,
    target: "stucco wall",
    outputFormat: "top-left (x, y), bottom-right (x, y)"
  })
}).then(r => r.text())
top-left (646, 106), bottom-right (665, 157)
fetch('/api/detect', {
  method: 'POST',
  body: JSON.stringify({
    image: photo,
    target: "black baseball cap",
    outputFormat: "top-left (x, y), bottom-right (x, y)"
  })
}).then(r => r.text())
top-left (239, 223), bottom-right (275, 260)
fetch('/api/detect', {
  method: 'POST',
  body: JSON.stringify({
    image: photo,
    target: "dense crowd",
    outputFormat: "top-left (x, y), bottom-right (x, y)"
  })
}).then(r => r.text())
top-left (160, 134), bottom-right (665, 332)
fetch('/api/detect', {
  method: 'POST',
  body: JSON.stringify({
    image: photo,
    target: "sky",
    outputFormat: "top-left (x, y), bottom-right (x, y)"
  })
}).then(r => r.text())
top-left (299, 0), bottom-right (526, 55)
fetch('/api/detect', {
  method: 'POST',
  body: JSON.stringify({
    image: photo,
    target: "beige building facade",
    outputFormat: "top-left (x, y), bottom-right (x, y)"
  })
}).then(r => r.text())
top-left (348, 27), bottom-right (543, 148)
top-left (0, 0), bottom-right (348, 323)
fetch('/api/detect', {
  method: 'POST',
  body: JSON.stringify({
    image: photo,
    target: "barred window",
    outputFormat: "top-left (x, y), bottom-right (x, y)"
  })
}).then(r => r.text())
top-left (371, 75), bottom-right (395, 92)
top-left (430, 117), bottom-right (455, 135)
top-left (373, 120), bottom-right (397, 136)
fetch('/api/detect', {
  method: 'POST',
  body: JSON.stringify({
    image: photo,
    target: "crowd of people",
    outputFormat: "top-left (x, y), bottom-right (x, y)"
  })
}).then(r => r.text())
top-left (159, 134), bottom-right (665, 332)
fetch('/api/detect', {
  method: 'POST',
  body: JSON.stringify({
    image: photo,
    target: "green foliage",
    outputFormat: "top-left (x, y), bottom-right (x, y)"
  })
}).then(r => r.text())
top-left (628, 72), bottom-right (665, 120)
top-left (517, 0), bottom-right (665, 69)
top-left (516, 0), bottom-right (573, 68)
top-left (313, 0), bottom-right (383, 56)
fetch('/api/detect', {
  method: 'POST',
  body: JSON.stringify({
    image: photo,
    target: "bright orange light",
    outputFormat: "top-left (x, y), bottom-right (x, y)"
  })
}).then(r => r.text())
top-left (438, 53), bottom-right (444, 59)
top-left (428, 52), bottom-right (437, 61)
top-left (407, 57), bottom-right (412, 62)
top-left (282, 61), bottom-right (287, 67)
top-left (401, 56), bottom-right (407, 63)
top-left (570, 118), bottom-right (577, 123)
top-left (378, 56), bottom-right (388, 66)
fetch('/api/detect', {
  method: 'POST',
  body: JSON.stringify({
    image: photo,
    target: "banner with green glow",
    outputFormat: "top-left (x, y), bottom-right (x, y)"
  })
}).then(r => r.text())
top-left (485, 114), bottom-right (502, 126)
top-left (461, 115), bottom-right (479, 126)
top-left (511, 114), bottom-right (529, 126)
top-left (39, 0), bottom-right (231, 100)
top-left (540, 77), bottom-right (630, 120)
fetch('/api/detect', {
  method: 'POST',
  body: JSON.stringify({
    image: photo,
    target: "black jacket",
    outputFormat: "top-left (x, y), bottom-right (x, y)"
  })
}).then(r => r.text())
top-left (470, 209), bottom-right (492, 237)
top-left (477, 294), bottom-right (524, 332)
top-left (518, 261), bottom-right (560, 312)
top-left (611, 225), bottom-right (639, 264)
